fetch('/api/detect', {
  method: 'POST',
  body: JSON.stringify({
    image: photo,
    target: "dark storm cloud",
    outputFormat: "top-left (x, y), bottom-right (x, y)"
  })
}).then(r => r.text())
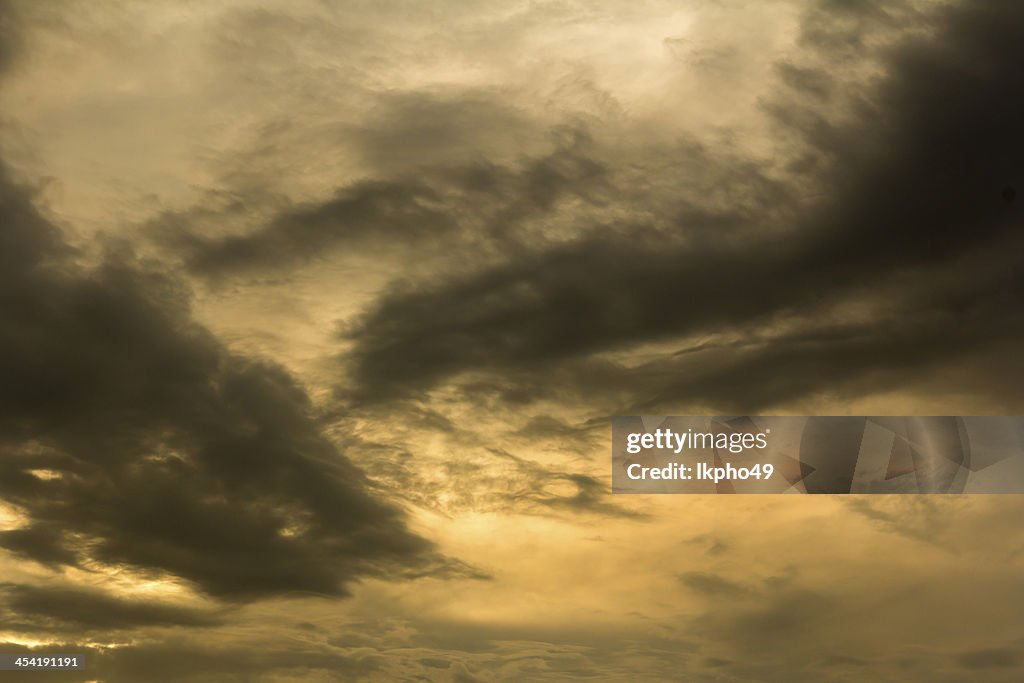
top-left (622, 264), bottom-right (1024, 411)
top-left (161, 119), bottom-right (607, 276)
top-left (338, 0), bottom-right (1024, 408)
top-left (343, 241), bottom-right (1024, 414)
top-left (0, 164), bottom-right (456, 600)
top-left (0, 584), bottom-right (221, 632)
top-left (166, 177), bottom-right (449, 274)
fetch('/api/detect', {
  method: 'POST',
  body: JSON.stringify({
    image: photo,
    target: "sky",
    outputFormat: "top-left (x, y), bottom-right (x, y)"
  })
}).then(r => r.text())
top-left (1, 0), bottom-right (1023, 681)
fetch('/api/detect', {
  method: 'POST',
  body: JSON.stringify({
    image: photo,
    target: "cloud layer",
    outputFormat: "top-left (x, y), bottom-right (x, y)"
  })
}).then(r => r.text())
top-left (2, 1), bottom-right (1023, 681)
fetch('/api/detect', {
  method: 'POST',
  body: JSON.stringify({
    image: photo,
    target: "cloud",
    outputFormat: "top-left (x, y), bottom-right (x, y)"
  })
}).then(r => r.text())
top-left (775, 62), bottom-right (834, 101)
top-left (0, 584), bottom-right (222, 632)
top-left (0, 0), bottom-right (24, 77)
top-left (158, 119), bottom-right (608, 278)
top-left (797, 0), bottom-right (911, 58)
top-left (334, 0), bottom-right (1024, 411)
top-left (0, 163), bottom-right (455, 600)
top-left (956, 646), bottom-right (1023, 670)
top-left (677, 571), bottom-right (751, 597)
top-left (0, 638), bottom-right (379, 683)
top-left (345, 426), bottom-right (638, 520)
